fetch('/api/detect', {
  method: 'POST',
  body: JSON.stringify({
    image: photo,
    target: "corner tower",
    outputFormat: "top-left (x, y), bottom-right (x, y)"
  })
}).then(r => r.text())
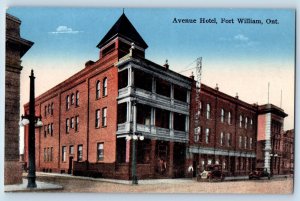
top-left (97, 13), bottom-right (148, 60)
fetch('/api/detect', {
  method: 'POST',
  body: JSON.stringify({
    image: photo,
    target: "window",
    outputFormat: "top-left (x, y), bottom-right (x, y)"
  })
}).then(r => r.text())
top-left (206, 104), bottom-right (211, 119)
top-left (250, 118), bottom-right (253, 126)
top-left (44, 126), bottom-right (47, 137)
top-left (239, 115), bottom-right (243, 128)
top-left (244, 136), bottom-right (247, 148)
top-left (75, 116), bottom-right (79, 132)
top-left (228, 112), bottom-right (231, 124)
top-left (245, 117), bottom-right (248, 129)
top-left (47, 148), bottom-right (50, 162)
top-left (103, 77), bottom-right (107, 96)
top-left (205, 128), bottom-right (210, 144)
top-left (249, 138), bottom-right (253, 149)
top-left (194, 126), bottom-right (201, 142)
top-left (77, 145), bottom-right (83, 161)
top-left (66, 95), bottom-right (70, 110)
top-left (220, 132), bottom-right (224, 146)
top-left (102, 107), bottom-right (107, 127)
top-left (95, 109), bottom-right (100, 128)
top-left (66, 118), bottom-right (70, 133)
top-left (48, 104), bottom-right (51, 114)
top-left (50, 147), bottom-right (53, 162)
top-left (96, 80), bottom-right (100, 99)
top-left (97, 143), bottom-right (104, 161)
top-left (51, 103), bottom-right (54, 115)
top-left (199, 101), bottom-right (202, 115)
top-left (76, 91), bottom-right (79, 106)
top-left (227, 133), bottom-right (231, 146)
top-left (239, 136), bottom-right (242, 148)
top-left (70, 145), bottom-right (74, 155)
top-left (71, 117), bottom-right (74, 129)
top-left (221, 109), bottom-right (225, 122)
top-left (50, 123), bottom-right (53, 136)
top-left (44, 106), bottom-right (47, 117)
top-left (44, 148), bottom-right (46, 162)
top-left (71, 93), bottom-right (75, 105)
top-left (48, 124), bottom-right (51, 134)
top-left (62, 146), bottom-right (66, 162)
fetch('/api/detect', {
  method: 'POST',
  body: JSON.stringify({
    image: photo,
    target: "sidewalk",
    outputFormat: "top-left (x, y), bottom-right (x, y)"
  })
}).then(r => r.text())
top-left (4, 178), bottom-right (63, 192)
top-left (37, 172), bottom-right (194, 185)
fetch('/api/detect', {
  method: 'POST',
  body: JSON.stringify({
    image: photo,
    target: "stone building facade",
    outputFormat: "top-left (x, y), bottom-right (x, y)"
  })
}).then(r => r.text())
top-left (5, 13), bottom-right (33, 184)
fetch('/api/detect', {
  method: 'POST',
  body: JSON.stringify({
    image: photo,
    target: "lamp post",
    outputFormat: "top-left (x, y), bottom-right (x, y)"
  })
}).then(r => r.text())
top-left (19, 70), bottom-right (43, 188)
top-left (126, 98), bottom-right (144, 185)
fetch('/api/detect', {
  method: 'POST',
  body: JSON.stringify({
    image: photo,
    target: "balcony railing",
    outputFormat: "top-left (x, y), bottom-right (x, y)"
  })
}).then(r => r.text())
top-left (117, 122), bottom-right (188, 142)
top-left (118, 87), bottom-right (189, 112)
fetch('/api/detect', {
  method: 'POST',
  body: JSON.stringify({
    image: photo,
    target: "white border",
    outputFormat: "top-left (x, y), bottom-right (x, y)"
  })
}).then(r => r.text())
top-left (0, 1), bottom-right (298, 201)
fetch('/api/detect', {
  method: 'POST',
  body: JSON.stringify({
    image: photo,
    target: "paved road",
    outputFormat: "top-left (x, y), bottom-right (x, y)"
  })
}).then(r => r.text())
top-left (35, 175), bottom-right (293, 193)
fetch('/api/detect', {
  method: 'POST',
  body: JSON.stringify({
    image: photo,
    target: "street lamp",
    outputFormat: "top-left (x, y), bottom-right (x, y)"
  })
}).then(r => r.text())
top-left (126, 98), bottom-right (144, 185)
top-left (19, 69), bottom-right (43, 188)
top-left (126, 134), bottom-right (144, 184)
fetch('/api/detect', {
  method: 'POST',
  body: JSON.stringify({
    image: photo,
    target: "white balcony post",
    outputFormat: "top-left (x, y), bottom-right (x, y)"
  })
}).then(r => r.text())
top-left (187, 90), bottom-right (190, 104)
top-left (185, 115), bottom-right (189, 133)
top-left (170, 84), bottom-right (174, 105)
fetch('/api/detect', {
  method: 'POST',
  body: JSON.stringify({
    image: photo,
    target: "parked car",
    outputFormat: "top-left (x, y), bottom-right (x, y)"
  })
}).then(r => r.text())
top-left (198, 164), bottom-right (225, 182)
top-left (249, 168), bottom-right (271, 180)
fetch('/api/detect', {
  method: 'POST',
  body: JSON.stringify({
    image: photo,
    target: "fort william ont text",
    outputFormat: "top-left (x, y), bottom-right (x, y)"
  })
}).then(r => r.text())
top-left (172, 17), bottom-right (279, 25)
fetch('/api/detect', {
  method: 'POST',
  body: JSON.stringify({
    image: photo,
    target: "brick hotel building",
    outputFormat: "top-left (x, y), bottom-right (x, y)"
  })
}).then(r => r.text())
top-left (23, 13), bottom-right (292, 179)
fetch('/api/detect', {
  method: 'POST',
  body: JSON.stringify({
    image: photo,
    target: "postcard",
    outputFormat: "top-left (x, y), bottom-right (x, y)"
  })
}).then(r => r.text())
top-left (4, 8), bottom-right (295, 193)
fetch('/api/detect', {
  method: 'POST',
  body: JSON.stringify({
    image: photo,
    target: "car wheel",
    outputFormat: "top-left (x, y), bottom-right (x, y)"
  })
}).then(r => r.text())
top-left (268, 176), bottom-right (271, 180)
top-left (249, 176), bottom-right (252, 180)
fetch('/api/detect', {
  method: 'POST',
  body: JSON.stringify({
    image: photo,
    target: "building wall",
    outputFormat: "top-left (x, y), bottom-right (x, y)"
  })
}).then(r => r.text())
top-left (5, 14), bottom-right (33, 185)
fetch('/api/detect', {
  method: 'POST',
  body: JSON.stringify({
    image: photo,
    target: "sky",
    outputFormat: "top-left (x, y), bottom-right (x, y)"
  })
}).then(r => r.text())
top-left (6, 8), bottom-right (295, 153)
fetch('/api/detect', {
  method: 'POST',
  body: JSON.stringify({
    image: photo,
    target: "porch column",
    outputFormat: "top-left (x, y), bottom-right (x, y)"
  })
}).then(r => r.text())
top-left (170, 84), bottom-right (174, 105)
top-left (168, 141), bottom-right (174, 178)
top-left (185, 115), bottom-right (189, 133)
top-left (169, 112), bottom-right (174, 137)
top-left (128, 67), bottom-right (132, 86)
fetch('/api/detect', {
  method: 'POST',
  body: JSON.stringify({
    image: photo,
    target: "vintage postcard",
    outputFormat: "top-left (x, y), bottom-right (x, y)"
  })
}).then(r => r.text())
top-left (4, 8), bottom-right (295, 193)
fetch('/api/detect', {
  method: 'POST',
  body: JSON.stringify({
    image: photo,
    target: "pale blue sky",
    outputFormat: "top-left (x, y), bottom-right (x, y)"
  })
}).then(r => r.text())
top-left (7, 8), bottom-right (295, 130)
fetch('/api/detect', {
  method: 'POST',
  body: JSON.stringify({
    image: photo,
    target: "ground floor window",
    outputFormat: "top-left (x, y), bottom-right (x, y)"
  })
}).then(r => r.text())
top-left (97, 143), bottom-right (104, 161)
top-left (77, 145), bottom-right (83, 161)
top-left (62, 146), bottom-right (66, 162)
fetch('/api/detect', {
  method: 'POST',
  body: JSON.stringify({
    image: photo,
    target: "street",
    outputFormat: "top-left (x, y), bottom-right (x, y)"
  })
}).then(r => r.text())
top-left (35, 174), bottom-right (293, 193)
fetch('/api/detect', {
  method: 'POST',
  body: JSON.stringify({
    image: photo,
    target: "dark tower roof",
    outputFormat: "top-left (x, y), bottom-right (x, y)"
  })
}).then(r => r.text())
top-left (97, 13), bottom-right (148, 49)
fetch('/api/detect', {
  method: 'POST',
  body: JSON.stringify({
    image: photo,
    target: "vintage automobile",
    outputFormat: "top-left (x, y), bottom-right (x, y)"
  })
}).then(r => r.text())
top-left (249, 168), bottom-right (271, 180)
top-left (198, 164), bottom-right (225, 182)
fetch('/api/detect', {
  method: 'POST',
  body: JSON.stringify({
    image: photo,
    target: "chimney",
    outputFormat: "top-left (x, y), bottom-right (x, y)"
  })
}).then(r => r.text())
top-left (85, 60), bottom-right (95, 68)
top-left (163, 59), bottom-right (169, 69)
top-left (235, 92), bottom-right (239, 99)
top-left (190, 72), bottom-right (195, 80)
top-left (215, 83), bottom-right (219, 91)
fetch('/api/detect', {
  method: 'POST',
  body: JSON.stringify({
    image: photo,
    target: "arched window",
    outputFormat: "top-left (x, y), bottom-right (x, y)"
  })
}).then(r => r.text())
top-left (228, 112), bottom-right (231, 124)
top-left (221, 109), bottom-right (225, 122)
top-left (245, 117), bottom-right (248, 129)
top-left (96, 80), bottom-right (100, 99)
top-left (103, 77), bottom-right (108, 96)
top-left (66, 95), bottom-right (70, 110)
top-left (71, 93), bottom-right (75, 105)
top-left (51, 103), bottom-right (54, 115)
top-left (206, 104), bottom-right (211, 119)
top-left (76, 91), bottom-right (79, 106)
top-left (220, 132), bottom-right (224, 146)
top-left (239, 115), bottom-right (243, 128)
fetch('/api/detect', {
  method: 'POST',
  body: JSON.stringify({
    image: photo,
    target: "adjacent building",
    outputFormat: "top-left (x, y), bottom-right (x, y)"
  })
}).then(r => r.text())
top-left (5, 13), bottom-right (33, 184)
top-left (23, 13), bottom-right (292, 180)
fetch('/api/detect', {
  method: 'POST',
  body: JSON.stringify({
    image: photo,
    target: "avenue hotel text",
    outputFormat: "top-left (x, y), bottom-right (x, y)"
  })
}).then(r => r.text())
top-left (172, 17), bottom-right (279, 24)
